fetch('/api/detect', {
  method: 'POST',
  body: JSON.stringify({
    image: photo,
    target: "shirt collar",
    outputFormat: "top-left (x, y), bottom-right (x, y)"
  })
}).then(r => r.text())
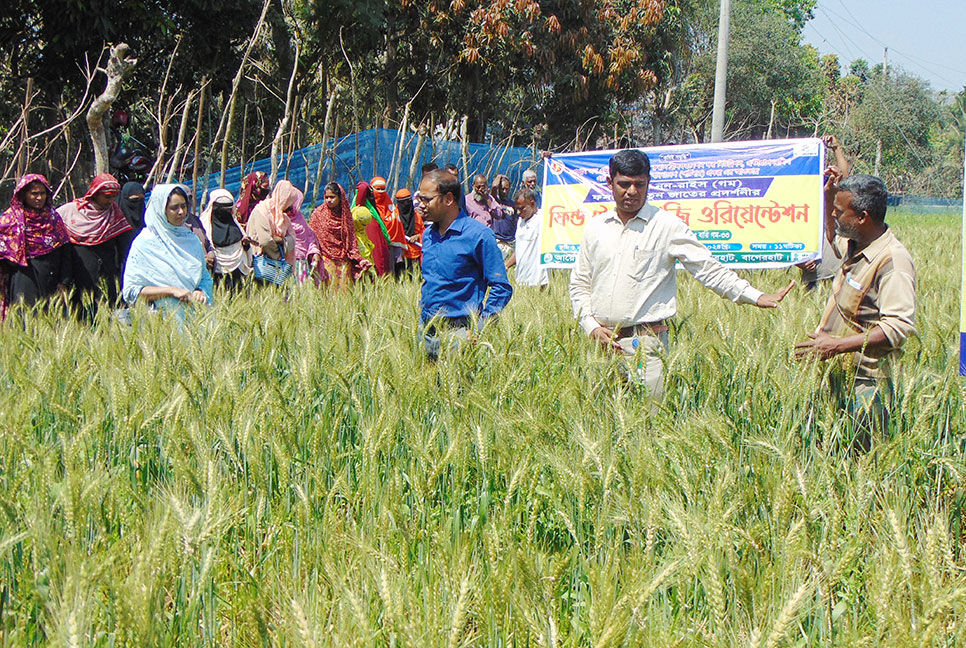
top-left (603, 203), bottom-right (655, 224)
top-left (852, 225), bottom-right (893, 261)
top-left (434, 210), bottom-right (469, 236)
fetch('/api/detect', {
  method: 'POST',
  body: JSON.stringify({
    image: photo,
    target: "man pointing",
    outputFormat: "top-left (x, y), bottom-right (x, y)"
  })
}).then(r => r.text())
top-left (569, 149), bottom-right (793, 399)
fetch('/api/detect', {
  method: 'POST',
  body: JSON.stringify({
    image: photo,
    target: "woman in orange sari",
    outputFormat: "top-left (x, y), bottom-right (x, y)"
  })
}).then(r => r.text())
top-left (370, 176), bottom-right (408, 277)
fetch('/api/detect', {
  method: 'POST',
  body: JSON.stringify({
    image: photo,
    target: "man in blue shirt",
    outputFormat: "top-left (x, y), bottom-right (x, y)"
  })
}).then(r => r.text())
top-left (415, 169), bottom-right (513, 359)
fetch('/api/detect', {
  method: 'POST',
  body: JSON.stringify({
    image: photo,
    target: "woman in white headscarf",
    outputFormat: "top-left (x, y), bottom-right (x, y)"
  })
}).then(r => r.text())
top-left (122, 184), bottom-right (213, 318)
top-left (200, 188), bottom-right (252, 289)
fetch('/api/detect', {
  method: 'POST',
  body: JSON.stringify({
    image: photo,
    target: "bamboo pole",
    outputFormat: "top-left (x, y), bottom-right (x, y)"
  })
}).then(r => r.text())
top-left (389, 101), bottom-right (411, 191)
top-left (372, 121), bottom-right (379, 181)
top-left (271, 39), bottom-right (300, 186)
top-left (338, 27), bottom-right (361, 178)
top-left (285, 95), bottom-right (300, 181)
top-left (216, 0), bottom-right (271, 188)
top-left (459, 115), bottom-right (469, 192)
top-left (191, 76), bottom-right (207, 199)
top-left (16, 78), bottom-right (34, 178)
top-left (312, 82), bottom-right (338, 206)
top-left (165, 88), bottom-right (196, 183)
top-left (407, 123), bottom-right (427, 188)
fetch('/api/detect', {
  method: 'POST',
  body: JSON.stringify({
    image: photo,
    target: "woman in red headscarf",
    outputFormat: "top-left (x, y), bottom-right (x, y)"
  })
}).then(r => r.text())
top-left (370, 176), bottom-right (408, 277)
top-left (308, 182), bottom-right (371, 289)
top-left (0, 174), bottom-right (73, 319)
top-left (235, 171), bottom-right (270, 225)
top-left (57, 172), bottom-right (133, 311)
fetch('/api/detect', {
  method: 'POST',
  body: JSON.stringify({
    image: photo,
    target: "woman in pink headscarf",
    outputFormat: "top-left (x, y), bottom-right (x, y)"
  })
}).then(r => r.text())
top-left (57, 172), bottom-right (133, 310)
top-left (283, 186), bottom-right (325, 286)
top-left (245, 179), bottom-right (298, 285)
top-left (0, 174), bottom-right (72, 318)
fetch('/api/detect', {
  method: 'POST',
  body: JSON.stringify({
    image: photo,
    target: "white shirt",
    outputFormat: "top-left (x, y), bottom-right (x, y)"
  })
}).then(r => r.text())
top-left (569, 203), bottom-right (763, 335)
top-left (514, 211), bottom-right (549, 286)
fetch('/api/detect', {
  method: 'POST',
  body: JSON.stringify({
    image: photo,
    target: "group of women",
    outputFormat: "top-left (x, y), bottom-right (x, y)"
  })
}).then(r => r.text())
top-left (0, 168), bottom-right (425, 321)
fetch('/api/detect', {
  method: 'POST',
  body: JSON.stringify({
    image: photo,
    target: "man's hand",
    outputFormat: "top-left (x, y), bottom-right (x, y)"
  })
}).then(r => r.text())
top-left (823, 134), bottom-right (840, 152)
top-left (794, 331), bottom-right (842, 361)
top-left (590, 326), bottom-right (623, 353)
top-left (796, 260), bottom-right (818, 272)
top-left (188, 289), bottom-right (208, 305)
top-left (756, 281), bottom-right (794, 308)
top-left (824, 165), bottom-right (843, 196)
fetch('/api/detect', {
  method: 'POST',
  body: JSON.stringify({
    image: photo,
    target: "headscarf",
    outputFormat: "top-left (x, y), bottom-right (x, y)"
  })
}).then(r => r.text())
top-left (0, 174), bottom-right (71, 267)
top-left (57, 173), bottom-right (132, 246)
top-left (118, 181), bottom-right (146, 232)
top-left (122, 184), bottom-right (208, 305)
top-left (370, 176), bottom-right (407, 249)
top-left (395, 188), bottom-right (416, 237)
top-left (351, 205), bottom-right (375, 265)
top-left (308, 184), bottom-right (370, 278)
top-left (356, 181), bottom-right (391, 275)
top-left (284, 188), bottom-right (321, 262)
top-left (248, 180), bottom-right (299, 264)
top-left (204, 189), bottom-right (243, 248)
top-left (370, 176), bottom-right (392, 216)
top-left (235, 171), bottom-right (269, 224)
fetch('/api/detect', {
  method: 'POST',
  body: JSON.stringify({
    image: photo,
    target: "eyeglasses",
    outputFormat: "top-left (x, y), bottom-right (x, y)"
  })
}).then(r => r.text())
top-left (413, 192), bottom-right (441, 205)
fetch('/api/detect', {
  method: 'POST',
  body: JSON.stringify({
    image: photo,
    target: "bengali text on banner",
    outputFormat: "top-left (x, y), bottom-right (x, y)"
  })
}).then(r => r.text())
top-left (540, 138), bottom-right (826, 269)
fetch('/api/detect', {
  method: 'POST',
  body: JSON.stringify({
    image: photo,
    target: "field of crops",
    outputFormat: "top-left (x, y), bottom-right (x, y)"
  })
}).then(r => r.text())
top-left (0, 210), bottom-right (963, 647)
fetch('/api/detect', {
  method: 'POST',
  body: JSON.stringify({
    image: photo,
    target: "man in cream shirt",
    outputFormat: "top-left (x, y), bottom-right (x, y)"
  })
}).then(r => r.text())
top-left (569, 149), bottom-right (794, 399)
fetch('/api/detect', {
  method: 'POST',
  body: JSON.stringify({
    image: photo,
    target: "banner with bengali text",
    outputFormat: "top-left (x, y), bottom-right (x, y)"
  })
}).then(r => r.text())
top-left (540, 139), bottom-right (825, 269)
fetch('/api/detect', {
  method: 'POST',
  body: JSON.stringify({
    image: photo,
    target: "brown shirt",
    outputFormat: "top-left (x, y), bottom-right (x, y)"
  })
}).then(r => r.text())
top-left (817, 227), bottom-right (916, 379)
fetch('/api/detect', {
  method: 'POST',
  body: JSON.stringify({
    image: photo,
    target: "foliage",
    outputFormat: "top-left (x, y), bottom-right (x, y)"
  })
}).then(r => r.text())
top-left (0, 211), bottom-right (963, 645)
top-left (643, 0), bottom-right (823, 143)
top-left (0, 0), bottom-right (961, 200)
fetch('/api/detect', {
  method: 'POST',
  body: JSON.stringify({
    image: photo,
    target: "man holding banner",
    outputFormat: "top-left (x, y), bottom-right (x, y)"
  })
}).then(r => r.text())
top-left (794, 172), bottom-right (916, 444)
top-left (569, 149), bottom-right (793, 399)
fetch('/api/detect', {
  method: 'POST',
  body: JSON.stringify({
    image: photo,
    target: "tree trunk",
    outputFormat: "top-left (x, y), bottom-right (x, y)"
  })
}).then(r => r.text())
top-left (766, 99), bottom-right (776, 140)
top-left (86, 44), bottom-right (136, 175)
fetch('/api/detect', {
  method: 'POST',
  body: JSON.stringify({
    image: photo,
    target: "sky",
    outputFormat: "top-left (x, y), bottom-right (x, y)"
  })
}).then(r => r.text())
top-left (801, 0), bottom-right (965, 94)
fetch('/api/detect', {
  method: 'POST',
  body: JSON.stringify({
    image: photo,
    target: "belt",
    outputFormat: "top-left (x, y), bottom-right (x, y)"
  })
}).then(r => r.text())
top-left (424, 315), bottom-right (472, 336)
top-left (613, 320), bottom-right (668, 339)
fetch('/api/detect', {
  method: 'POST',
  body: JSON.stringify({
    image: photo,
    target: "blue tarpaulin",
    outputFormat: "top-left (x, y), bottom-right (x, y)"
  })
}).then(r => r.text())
top-left (193, 128), bottom-right (542, 209)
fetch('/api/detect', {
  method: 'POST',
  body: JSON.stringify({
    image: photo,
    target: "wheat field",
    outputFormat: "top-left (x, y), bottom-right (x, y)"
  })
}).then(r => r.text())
top-left (0, 211), bottom-right (963, 647)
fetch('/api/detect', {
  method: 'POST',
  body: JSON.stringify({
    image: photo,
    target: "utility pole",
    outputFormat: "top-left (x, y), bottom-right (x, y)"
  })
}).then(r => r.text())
top-left (710, 0), bottom-right (730, 142)
top-left (874, 47), bottom-right (888, 176)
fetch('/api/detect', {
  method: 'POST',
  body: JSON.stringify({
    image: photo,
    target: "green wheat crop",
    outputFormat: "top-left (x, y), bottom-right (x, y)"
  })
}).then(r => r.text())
top-left (0, 210), bottom-right (963, 647)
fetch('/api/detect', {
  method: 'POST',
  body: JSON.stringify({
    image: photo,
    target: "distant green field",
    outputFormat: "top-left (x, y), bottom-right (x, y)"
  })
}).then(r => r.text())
top-left (0, 211), bottom-right (962, 646)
